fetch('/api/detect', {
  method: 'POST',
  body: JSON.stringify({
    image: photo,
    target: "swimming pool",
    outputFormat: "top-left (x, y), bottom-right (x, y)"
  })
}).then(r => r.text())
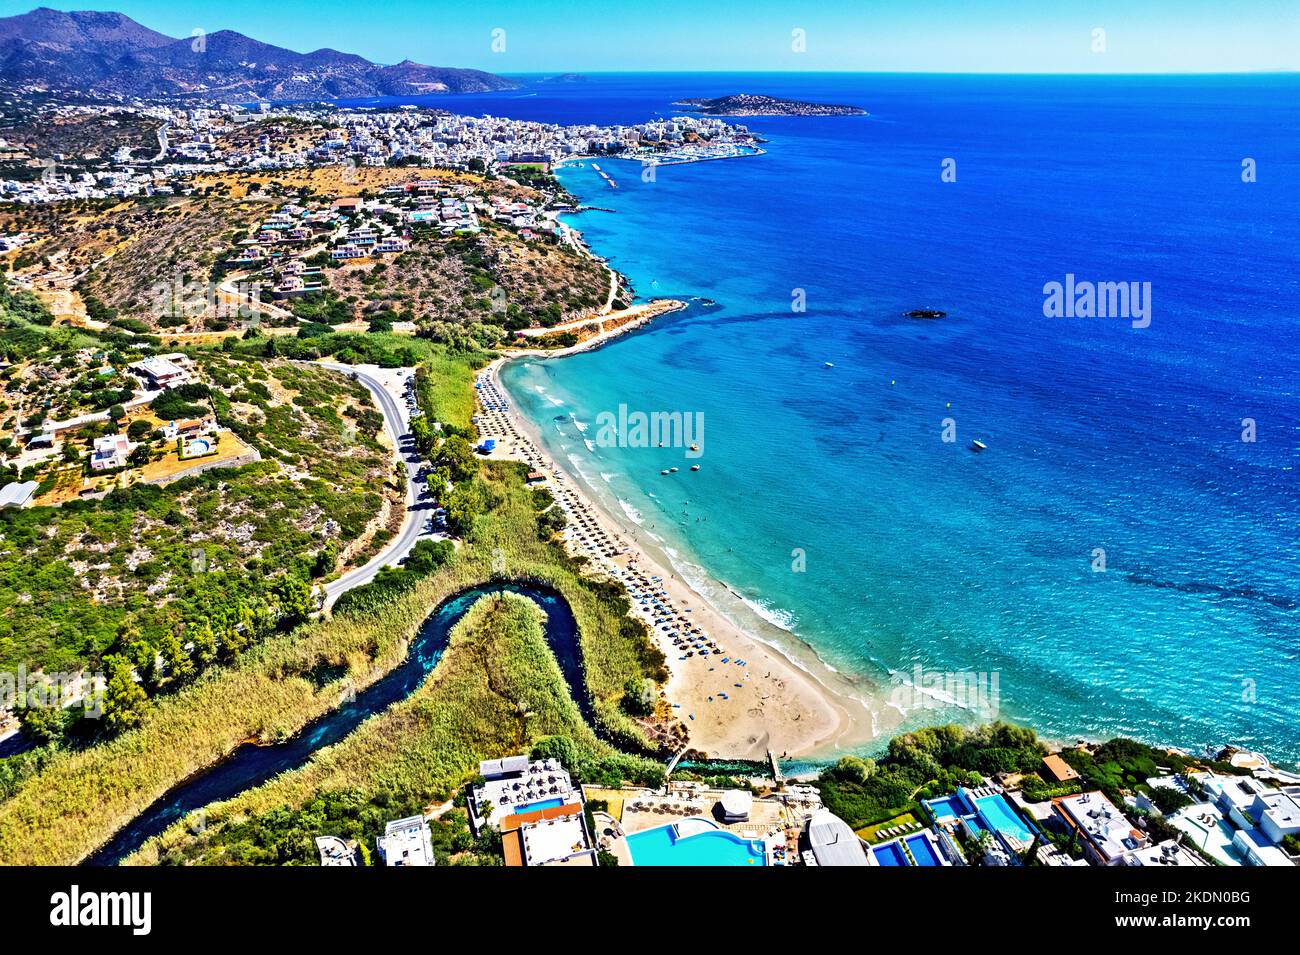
top-left (975, 794), bottom-right (1034, 842)
top-left (904, 833), bottom-right (942, 866)
top-left (625, 822), bottom-right (766, 866)
top-left (924, 794), bottom-right (967, 823)
top-left (872, 841), bottom-right (911, 866)
top-left (514, 797), bottom-right (566, 814)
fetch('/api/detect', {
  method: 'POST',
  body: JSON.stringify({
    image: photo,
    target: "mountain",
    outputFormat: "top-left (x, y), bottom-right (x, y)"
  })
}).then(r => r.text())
top-left (0, 8), bottom-right (518, 102)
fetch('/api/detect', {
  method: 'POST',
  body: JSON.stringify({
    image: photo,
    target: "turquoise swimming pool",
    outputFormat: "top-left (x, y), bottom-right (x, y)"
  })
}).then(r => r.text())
top-left (975, 794), bottom-right (1034, 842)
top-left (625, 823), bottom-right (766, 866)
top-left (924, 794), bottom-right (967, 823)
top-left (514, 797), bottom-right (566, 814)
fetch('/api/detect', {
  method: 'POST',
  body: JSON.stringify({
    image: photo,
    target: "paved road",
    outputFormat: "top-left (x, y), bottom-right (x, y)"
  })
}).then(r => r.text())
top-left (315, 362), bottom-right (436, 610)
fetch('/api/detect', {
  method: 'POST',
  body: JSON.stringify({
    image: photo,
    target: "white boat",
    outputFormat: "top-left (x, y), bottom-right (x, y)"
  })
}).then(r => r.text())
top-left (824, 361), bottom-right (834, 368)
top-left (971, 439), bottom-right (987, 452)
top-left (690, 465), bottom-right (700, 471)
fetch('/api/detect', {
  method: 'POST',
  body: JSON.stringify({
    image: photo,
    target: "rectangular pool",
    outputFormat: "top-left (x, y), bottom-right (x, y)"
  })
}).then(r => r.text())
top-left (975, 794), bottom-right (1034, 842)
top-left (872, 841), bottom-right (911, 866)
top-left (905, 833), bottom-right (942, 866)
top-left (514, 797), bottom-right (566, 814)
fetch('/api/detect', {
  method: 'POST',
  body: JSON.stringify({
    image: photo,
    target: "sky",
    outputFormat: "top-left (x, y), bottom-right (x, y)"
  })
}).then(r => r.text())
top-left (3, 0), bottom-right (1298, 73)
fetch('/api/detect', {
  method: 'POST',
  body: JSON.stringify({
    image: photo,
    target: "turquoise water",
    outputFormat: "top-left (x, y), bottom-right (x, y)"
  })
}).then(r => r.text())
top-left (498, 73), bottom-right (1300, 763)
top-left (872, 841), bottom-right (911, 866)
top-left (625, 823), bottom-right (766, 866)
top-left (905, 833), bottom-right (942, 866)
top-left (975, 794), bottom-right (1034, 842)
top-left (514, 797), bottom-right (566, 814)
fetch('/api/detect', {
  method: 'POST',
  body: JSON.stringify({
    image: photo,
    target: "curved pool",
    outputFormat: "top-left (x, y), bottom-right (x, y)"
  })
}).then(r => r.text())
top-left (625, 821), bottom-right (766, 866)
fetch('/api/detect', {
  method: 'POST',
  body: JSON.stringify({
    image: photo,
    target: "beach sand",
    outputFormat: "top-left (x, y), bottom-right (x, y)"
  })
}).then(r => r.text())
top-left (477, 347), bottom-right (889, 761)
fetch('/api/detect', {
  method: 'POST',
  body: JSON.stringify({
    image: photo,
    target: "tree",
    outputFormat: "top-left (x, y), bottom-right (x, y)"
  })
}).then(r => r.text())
top-left (102, 654), bottom-right (149, 733)
top-left (158, 632), bottom-right (195, 686)
top-left (834, 755), bottom-right (877, 784)
top-left (273, 575), bottom-right (314, 628)
top-left (435, 434), bottom-right (478, 483)
top-left (425, 469), bottom-right (449, 504)
top-left (19, 701), bottom-right (69, 746)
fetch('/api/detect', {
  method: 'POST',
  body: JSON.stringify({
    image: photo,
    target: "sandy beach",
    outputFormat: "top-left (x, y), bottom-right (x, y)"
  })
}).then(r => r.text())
top-left (476, 340), bottom-right (886, 761)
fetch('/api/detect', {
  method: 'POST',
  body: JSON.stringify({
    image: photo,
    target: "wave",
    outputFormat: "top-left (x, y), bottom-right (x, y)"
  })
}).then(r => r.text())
top-left (616, 498), bottom-right (645, 525)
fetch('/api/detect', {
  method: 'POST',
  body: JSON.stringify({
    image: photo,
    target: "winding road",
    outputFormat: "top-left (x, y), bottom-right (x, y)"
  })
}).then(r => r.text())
top-left (313, 362), bottom-right (441, 610)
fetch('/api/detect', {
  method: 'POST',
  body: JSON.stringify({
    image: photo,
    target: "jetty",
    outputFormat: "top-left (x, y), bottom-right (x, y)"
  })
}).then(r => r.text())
top-left (768, 747), bottom-right (785, 788)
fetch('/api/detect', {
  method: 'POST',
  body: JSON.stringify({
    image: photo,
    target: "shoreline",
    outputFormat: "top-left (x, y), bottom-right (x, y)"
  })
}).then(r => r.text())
top-left (478, 353), bottom-right (886, 761)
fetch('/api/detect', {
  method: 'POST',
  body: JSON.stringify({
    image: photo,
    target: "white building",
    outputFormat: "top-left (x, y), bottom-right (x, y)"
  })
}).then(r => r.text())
top-left (1123, 840), bottom-right (1205, 867)
top-left (376, 816), bottom-right (434, 866)
top-left (1055, 792), bottom-right (1148, 866)
top-left (90, 434), bottom-right (133, 471)
top-left (128, 354), bottom-right (190, 390)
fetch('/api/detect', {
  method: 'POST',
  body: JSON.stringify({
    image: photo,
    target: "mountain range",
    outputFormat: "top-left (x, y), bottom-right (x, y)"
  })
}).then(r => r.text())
top-left (0, 7), bottom-right (519, 102)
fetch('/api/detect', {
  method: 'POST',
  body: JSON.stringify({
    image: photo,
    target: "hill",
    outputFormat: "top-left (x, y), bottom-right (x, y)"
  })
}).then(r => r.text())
top-left (0, 7), bottom-right (518, 102)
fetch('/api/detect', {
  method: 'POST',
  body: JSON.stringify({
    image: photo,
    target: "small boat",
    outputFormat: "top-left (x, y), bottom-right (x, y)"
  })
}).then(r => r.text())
top-left (689, 444), bottom-right (699, 452)
top-left (661, 469), bottom-right (670, 475)
top-left (669, 467), bottom-right (679, 473)
top-left (690, 465), bottom-right (700, 471)
top-left (824, 362), bottom-right (835, 368)
top-left (971, 439), bottom-right (987, 452)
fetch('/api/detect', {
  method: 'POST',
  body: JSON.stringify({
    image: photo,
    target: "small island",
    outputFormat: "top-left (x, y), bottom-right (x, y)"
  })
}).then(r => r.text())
top-left (673, 93), bottom-right (867, 117)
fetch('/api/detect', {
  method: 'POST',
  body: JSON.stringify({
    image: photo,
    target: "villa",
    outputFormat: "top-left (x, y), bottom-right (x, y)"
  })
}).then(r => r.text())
top-left (128, 354), bottom-right (190, 390)
top-left (376, 816), bottom-right (434, 867)
top-left (1196, 772), bottom-right (1300, 845)
top-left (1053, 792), bottom-right (1148, 866)
top-left (90, 433), bottom-right (133, 471)
top-left (1122, 839), bottom-right (1205, 867)
top-left (315, 836), bottom-right (358, 866)
top-left (469, 755), bottom-right (579, 831)
top-left (163, 416), bottom-right (217, 442)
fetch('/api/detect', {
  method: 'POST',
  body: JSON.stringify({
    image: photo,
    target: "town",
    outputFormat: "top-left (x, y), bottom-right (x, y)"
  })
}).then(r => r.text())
top-left (0, 100), bottom-right (761, 205)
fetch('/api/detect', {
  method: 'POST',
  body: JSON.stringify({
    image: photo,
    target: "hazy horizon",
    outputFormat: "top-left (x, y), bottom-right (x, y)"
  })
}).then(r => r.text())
top-left (2, 1), bottom-right (1297, 75)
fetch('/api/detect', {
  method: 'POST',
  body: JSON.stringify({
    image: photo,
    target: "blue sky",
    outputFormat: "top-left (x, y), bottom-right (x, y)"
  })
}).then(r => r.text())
top-left (4, 1), bottom-right (1297, 73)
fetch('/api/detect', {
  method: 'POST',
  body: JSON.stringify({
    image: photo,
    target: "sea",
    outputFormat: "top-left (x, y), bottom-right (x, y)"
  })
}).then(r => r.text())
top-left (347, 73), bottom-right (1300, 764)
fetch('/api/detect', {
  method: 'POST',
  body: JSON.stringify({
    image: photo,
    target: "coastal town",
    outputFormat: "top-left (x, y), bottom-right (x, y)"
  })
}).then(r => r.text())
top-left (0, 100), bottom-right (761, 205)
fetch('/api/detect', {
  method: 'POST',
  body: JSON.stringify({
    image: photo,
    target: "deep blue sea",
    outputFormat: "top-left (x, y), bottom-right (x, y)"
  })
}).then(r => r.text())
top-left (375, 74), bottom-right (1300, 763)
